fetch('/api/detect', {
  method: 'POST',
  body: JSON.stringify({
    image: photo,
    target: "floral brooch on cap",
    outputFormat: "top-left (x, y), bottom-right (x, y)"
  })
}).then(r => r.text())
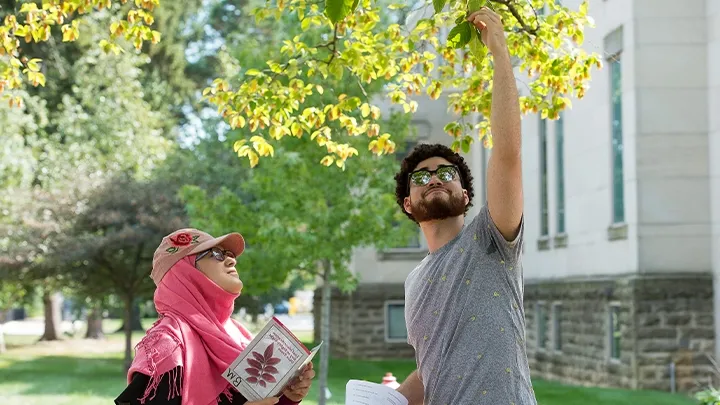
top-left (165, 232), bottom-right (201, 254)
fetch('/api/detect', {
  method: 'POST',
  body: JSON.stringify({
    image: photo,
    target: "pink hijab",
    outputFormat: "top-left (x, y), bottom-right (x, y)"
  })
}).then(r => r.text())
top-left (128, 255), bottom-right (253, 405)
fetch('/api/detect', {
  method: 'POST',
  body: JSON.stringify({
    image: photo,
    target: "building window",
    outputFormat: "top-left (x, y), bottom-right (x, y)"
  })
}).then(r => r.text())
top-left (555, 113), bottom-right (566, 234)
top-left (609, 53), bottom-right (625, 224)
top-left (536, 302), bottom-right (547, 350)
top-left (539, 117), bottom-right (549, 237)
top-left (609, 305), bottom-right (621, 360)
top-left (552, 303), bottom-right (562, 351)
top-left (385, 301), bottom-right (408, 342)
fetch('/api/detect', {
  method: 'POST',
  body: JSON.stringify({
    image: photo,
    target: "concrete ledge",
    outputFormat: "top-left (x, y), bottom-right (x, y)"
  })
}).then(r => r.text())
top-left (607, 223), bottom-right (628, 241)
top-left (377, 248), bottom-right (428, 261)
top-left (537, 236), bottom-right (551, 251)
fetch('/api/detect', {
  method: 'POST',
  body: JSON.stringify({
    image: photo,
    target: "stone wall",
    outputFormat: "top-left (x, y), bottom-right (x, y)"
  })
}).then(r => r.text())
top-left (524, 273), bottom-right (714, 392)
top-left (317, 274), bottom-right (714, 392)
top-left (524, 277), bottom-right (635, 389)
top-left (313, 283), bottom-right (415, 360)
top-left (633, 275), bottom-right (715, 391)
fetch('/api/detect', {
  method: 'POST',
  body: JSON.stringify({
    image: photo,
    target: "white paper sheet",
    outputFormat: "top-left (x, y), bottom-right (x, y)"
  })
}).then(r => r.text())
top-left (345, 379), bottom-right (409, 405)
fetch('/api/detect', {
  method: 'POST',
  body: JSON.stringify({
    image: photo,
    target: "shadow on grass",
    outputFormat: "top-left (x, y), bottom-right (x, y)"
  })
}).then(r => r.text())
top-left (0, 354), bottom-right (128, 398)
top-left (0, 338), bottom-right (699, 405)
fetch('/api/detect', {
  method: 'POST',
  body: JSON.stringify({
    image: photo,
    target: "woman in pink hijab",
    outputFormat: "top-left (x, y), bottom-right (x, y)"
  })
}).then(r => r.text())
top-left (115, 228), bottom-right (314, 405)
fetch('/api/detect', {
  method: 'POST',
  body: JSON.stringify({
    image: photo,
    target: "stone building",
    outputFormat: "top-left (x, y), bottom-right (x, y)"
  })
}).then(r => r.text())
top-left (314, 0), bottom-right (720, 393)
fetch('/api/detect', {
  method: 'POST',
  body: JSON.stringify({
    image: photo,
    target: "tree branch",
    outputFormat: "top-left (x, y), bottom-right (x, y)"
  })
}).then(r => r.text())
top-left (489, 0), bottom-right (540, 35)
top-left (326, 23), bottom-right (340, 65)
top-left (262, 33), bottom-right (338, 82)
top-left (355, 76), bottom-right (369, 100)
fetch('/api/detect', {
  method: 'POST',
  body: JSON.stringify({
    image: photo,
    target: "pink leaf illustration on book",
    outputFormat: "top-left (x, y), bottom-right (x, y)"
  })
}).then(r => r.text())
top-left (244, 342), bottom-right (281, 387)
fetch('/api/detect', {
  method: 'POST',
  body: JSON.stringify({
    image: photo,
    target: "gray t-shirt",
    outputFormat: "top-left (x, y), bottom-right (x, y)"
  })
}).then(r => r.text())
top-left (404, 205), bottom-right (536, 405)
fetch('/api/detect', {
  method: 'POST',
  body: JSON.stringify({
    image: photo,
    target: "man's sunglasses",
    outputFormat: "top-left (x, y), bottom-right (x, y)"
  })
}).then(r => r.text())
top-left (408, 165), bottom-right (460, 189)
top-left (195, 247), bottom-right (236, 265)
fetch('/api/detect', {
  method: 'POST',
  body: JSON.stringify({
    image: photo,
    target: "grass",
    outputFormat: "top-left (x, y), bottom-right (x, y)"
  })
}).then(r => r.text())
top-left (0, 321), bottom-right (699, 405)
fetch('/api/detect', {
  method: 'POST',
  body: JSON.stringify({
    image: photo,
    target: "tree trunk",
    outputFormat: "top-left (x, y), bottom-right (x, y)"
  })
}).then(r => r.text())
top-left (0, 311), bottom-right (6, 353)
top-left (115, 300), bottom-right (144, 332)
top-left (0, 309), bottom-right (5, 352)
top-left (39, 290), bottom-right (62, 341)
top-left (123, 295), bottom-right (134, 372)
top-left (85, 303), bottom-right (105, 339)
top-left (317, 260), bottom-right (332, 405)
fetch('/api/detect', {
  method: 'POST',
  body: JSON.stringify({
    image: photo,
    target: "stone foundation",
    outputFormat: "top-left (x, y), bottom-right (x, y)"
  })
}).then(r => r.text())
top-left (524, 273), bottom-right (715, 392)
top-left (313, 283), bottom-right (415, 360)
top-left (317, 273), bottom-right (714, 393)
top-left (633, 276), bottom-right (715, 391)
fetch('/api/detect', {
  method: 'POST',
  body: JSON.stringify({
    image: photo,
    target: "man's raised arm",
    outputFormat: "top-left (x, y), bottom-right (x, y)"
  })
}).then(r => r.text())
top-left (470, 8), bottom-right (523, 241)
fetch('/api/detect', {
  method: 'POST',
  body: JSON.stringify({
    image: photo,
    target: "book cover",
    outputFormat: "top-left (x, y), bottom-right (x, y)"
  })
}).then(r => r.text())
top-left (223, 316), bottom-right (322, 401)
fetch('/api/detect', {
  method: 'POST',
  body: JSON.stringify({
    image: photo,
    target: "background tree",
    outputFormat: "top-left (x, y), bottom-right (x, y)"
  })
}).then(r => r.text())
top-left (0, 47), bottom-right (172, 340)
top-left (205, 0), bottom-right (600, 167)
top-left (181, 110), bottom-right (417, 404)
top-left (57, 173), bottom-right (187, 371)
top-left (0, 0), bottom-right (199, 341)
top-left (0, 186), bottom-right (79, 341)
top-left (0, 277), bottom-right (31, 353)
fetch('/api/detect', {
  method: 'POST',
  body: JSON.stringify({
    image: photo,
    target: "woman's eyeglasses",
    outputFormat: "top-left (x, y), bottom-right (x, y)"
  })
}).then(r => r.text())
top-left (195, 247), bottom-right (236, 265)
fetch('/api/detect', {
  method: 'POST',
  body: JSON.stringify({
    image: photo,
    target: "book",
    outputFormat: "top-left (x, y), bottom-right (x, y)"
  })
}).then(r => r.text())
top-left (223, 316), bottom-right (322, 401)
top-left (345, 379), bottom-right (409, 405)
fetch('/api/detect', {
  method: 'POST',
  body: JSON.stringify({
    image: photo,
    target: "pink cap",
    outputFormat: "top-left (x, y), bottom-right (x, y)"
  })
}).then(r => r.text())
top-left (151, 228), bottom-right (245, 285)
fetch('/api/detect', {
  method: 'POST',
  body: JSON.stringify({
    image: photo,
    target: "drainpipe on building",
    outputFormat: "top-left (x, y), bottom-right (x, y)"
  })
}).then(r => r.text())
top-left (669, 362), bottom-right (676, 393)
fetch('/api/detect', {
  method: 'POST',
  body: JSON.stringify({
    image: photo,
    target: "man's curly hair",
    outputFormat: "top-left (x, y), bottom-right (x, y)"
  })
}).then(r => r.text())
top-left (394, 143), bottom-right (475, 221)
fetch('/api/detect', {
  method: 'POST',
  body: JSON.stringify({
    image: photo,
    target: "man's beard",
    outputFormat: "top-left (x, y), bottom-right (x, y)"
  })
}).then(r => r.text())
top-left (410, 187), bottom-right (466, 222)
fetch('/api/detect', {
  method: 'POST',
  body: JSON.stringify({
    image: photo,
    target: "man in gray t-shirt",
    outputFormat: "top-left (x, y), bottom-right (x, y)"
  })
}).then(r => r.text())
top-left (403, 205), bottom-right (534, 405)
top-left (393, 7), bottom-right (536, 405)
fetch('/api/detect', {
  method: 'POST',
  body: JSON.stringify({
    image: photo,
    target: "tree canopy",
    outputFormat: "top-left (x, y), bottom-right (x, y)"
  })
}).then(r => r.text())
top-left (0, 0), bottom-right (161, 105)
top-left (203, 0), bottom-right (601, 167)
top-left (3, 0), bottom-right (601, 168)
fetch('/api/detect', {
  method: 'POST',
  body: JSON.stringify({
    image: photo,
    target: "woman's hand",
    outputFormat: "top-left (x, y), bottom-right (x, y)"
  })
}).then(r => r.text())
top-left (246, 397), bottom-right (280, 405)
top-left (282, 363), bottom-right (316, 402)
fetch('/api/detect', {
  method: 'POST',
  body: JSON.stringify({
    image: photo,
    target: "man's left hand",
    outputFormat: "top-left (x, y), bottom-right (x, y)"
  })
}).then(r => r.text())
top-left (282, 363), bottom-right (315, 402)
top-left (467, 7), bottom-right (508, 54)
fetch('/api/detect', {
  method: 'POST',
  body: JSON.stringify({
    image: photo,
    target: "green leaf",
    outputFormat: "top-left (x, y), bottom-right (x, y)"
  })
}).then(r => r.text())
top-left (461, 136), bottom-right (472, 153)
top-left (447, 22), bottom-right (472, 49)
top-left (579, 0), bottom-right (589, 15)
top-left (433, 0), bottom-right (447, 14)
top-left (324, 0), bottom-right (357, 24)
top-left (467, 0), bottom-right (485, 13)
top-left (450, 140), bottom-right (460, 152)
top-left (329, 60), bottom-right (344, 79)
top-left (415, 18), bottom-right (433, 31)
top-left (468, 32), bottom-right (486, 63)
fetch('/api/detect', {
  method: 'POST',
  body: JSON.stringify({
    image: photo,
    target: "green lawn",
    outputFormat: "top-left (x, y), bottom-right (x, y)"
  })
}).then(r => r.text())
top-left (0, 324), bottom-right (699, 405)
